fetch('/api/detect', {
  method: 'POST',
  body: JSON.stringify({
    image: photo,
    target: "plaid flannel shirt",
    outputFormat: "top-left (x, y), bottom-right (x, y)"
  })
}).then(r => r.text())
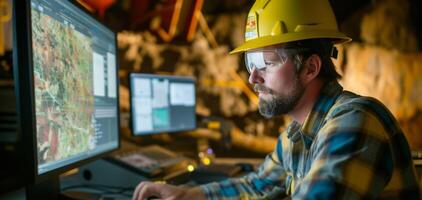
top-left (201, 81), bottom-right (421, 200)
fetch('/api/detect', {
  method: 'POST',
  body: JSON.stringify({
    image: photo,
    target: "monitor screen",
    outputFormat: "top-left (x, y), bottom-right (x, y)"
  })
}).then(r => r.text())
top-left (130, 74), bottom-right (196, 135)
top-left (28, 0), bottom-right (119, 175)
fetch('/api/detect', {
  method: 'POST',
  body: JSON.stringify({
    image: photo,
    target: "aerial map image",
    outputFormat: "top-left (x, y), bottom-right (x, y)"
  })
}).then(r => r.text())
top-left (31, 8), bottom-right (95, 165)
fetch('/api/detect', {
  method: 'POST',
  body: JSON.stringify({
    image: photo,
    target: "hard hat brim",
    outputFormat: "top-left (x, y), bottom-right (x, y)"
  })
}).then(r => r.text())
top-left (229, 31), bottom-right (352, 54)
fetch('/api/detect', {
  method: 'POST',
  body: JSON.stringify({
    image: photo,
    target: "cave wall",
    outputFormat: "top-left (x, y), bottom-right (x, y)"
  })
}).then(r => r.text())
top-left (116, 0), bottom-right (422, 152)
top-left (339, 0), bottom-right (422, 149)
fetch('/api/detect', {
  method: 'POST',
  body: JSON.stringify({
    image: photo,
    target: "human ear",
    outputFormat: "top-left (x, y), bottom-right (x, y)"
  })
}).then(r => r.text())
top-left (301, 54), bottom-right (321, 83)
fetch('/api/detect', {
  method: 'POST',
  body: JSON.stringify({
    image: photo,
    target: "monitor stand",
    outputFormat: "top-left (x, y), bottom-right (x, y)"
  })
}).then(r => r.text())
top-left (61, 191), bottom-right (105, 200)
top-left (26, 177), bottom-right (60, 200)
top-left (26, 176), bottom-right (102, 200)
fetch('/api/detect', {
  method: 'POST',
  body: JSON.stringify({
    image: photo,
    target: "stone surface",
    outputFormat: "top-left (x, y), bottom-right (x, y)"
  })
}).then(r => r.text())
top-left (118, 31), bottom-right (281, 152)
top-left (341, 43), bottom-right (422, 149)
top-left (360, 0), bottom-right (419, 52)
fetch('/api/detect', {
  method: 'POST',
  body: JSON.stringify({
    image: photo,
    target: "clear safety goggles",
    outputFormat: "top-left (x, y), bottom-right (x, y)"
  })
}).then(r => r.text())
top-left (245, 44), bottom-right (339, 74)
top-left (244, 48), bottom-right (291, 74)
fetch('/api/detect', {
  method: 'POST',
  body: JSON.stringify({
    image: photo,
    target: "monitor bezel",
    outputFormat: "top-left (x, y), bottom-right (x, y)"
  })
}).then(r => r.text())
top-left (129, 73), bottom-right (197, 136)
top-left (13, 0), bottom-right (121, 184)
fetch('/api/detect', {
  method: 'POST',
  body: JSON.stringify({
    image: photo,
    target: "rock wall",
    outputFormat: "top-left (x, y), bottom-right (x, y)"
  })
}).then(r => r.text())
top-left (118, 30), bottom-right (284, 153)
top-left (340, 44), bottom-right (422, 149)
top-left (360, 0), bottom-right (419, 52)
top-left (340, 0), bottom-right (422, 149)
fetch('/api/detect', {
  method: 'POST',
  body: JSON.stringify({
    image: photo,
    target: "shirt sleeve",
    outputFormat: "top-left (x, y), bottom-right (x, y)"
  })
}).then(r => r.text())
top-left (293, 105), bottom-right (394, 199)
top-left (200, 137), bottom-right (288, 200)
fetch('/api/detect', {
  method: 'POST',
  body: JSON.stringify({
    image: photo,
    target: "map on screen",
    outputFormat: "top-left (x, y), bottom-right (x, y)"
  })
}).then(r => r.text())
top-left (31, 8), bottom-right (95, 165)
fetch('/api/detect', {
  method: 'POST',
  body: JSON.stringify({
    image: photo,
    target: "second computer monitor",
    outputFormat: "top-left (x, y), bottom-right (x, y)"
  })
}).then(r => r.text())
top-left (130, 74), bottom-right (196, 135)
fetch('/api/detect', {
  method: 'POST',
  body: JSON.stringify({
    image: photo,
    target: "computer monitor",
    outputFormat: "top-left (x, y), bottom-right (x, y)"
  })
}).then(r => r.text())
top-left (129, 73), bottom-right (196, 136)
top-left (13, 0), bottom-right (119, 197)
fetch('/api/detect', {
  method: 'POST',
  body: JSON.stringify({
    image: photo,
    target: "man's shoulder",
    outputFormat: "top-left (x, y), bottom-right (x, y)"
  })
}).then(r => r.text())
top-left (322, 90), bottom-right (398, 132)
top-left (318, 91), bottom-right (397, 141)
top-left (322, 90), bottom-right (401, 136)
top-left (328, 90), bottom-right (388, 118)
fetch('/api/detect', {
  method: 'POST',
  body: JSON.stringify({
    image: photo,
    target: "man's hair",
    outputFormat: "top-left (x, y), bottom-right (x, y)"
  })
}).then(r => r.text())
top-left (286, 39), bottom-right (342, 81)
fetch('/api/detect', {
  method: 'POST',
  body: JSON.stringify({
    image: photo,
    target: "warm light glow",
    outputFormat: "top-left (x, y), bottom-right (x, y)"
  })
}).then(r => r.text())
top-left (207, 121), bottom-right (221, 129)
top-left (154, 180), bottom-right (167, 184)
top-left (60, 168), bottom-right (79, 177)
top-left (187, 164), bottom-right (195, 172)
top-left (202, 157), bottom-right (211, 165)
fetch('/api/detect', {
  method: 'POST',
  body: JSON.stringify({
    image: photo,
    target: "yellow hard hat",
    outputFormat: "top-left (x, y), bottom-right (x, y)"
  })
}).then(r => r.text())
top-left (230, 0), bottom-right (352, 54)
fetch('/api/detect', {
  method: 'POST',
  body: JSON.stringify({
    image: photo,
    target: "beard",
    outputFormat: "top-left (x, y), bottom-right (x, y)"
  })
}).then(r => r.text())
top-left (254, 77), bottom-right (305, 118)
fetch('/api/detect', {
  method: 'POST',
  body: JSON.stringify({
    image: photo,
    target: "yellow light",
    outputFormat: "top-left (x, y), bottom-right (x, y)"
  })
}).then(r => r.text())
top-left (154, 180), bottom-right (167, 184)
top-left (207, 121), bottom-right (221, 129)
top-left (187, 165), bottom-right (195, 172)
top-left (202, 157), bottom-right (211, 165)
top-left (60, 168), bottom-right (79, 177)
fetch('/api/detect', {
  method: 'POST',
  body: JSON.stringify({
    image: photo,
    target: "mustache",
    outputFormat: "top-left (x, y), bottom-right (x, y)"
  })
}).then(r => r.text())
top-left (254, 84), bottom-right (273, 94)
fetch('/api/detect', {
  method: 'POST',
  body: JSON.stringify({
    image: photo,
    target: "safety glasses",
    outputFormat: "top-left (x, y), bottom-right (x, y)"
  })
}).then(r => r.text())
top-left (244, 48), bottom-right (291, 74)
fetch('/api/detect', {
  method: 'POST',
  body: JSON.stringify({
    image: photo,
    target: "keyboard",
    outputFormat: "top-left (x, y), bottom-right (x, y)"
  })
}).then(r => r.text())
top-left (164, 163), bottom-right (242, 186)
top-left (109, 145), bottom-right (193, 178)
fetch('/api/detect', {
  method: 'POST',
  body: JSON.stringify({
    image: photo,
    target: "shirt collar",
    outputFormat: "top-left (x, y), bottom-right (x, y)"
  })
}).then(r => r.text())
top-left (286, 81), bottom-right (343, 149)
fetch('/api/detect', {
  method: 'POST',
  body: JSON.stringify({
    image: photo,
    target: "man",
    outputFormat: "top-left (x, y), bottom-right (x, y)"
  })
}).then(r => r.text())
top-left (133, 0), bottom-right (421, 199)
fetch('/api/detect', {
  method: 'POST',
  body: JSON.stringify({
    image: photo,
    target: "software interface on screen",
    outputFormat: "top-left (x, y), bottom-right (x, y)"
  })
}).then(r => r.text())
top-left (30, 0), bottom-right (119, 175)
top-left (130, 74), bottom-right (196, 135)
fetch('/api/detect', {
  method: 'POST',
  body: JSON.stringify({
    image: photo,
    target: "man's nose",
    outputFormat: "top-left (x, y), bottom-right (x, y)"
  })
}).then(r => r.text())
top-left (248, 67), bottom-right (264, 85)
